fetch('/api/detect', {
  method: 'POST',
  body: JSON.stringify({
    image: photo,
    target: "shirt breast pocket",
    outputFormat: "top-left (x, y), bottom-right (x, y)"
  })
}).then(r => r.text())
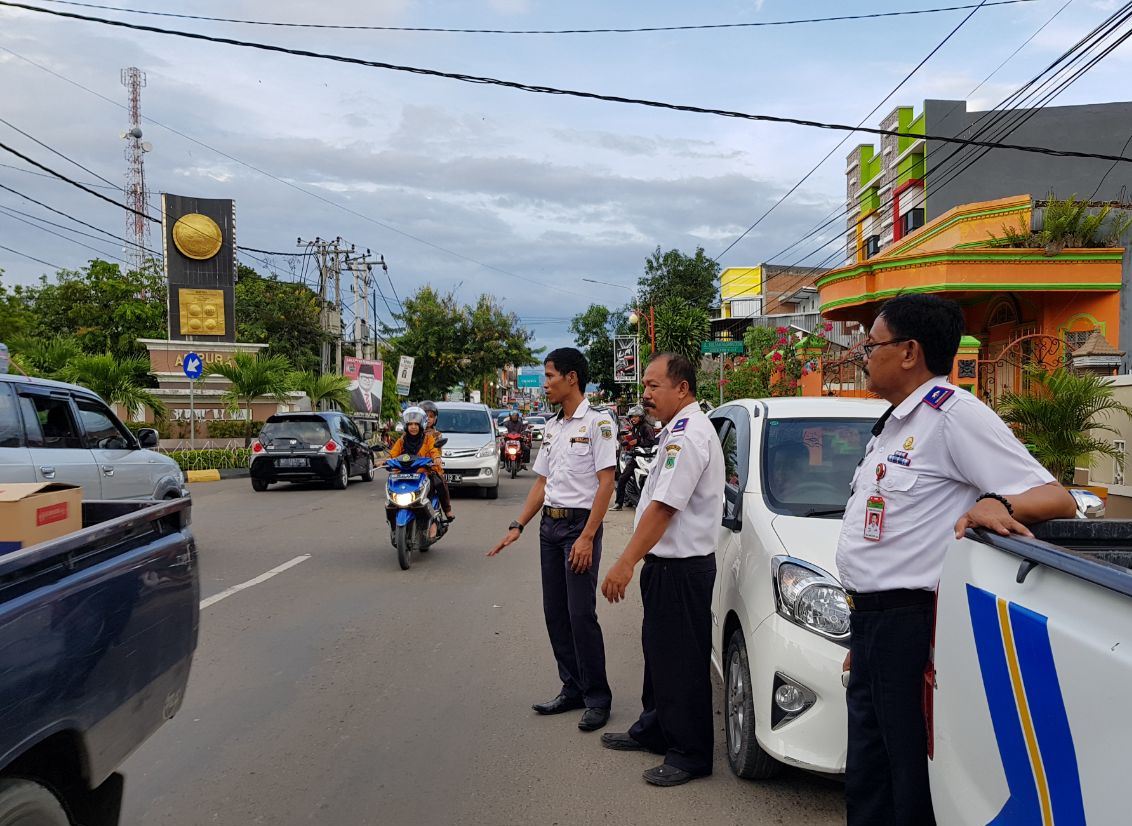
top-left (879, 467), bottom-right (918, 494)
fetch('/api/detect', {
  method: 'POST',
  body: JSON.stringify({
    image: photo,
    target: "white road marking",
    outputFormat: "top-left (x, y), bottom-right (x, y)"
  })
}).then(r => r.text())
top-left (199, 555), bottom-right (312, 610)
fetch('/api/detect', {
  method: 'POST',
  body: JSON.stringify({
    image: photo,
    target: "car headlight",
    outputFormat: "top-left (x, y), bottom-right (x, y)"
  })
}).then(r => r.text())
top-left (477, 442), bottom-right (497, 458)
top-left (773, 558), bottom-right (850, 640)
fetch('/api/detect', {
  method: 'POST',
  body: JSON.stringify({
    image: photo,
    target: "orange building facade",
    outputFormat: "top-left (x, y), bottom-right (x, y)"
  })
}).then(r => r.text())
top-left (816, 195), bottom-right (1125, 401)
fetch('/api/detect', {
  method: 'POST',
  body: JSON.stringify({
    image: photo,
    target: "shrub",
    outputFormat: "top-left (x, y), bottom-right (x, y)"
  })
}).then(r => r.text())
top-left (207, 419), bottom-right (264, 439)
top-left (166, 448), bottom-right (252, 471)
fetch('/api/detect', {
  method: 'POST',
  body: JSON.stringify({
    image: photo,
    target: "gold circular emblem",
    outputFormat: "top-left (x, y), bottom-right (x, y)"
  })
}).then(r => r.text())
top-left (172, 213), bottom-right (223, 260)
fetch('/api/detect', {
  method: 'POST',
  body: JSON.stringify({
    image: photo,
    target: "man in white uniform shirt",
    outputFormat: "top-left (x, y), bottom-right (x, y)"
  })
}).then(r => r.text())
top-left (488, 348), bottom-right (617, 733)
top-left (837, 295), bottom-right (1075, 825)
top-left (600, 354), bottom-right (725, 787)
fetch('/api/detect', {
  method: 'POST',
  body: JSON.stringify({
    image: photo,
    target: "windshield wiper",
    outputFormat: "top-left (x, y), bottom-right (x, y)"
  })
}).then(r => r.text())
top-left (801, 507), bottom-right (846, 518)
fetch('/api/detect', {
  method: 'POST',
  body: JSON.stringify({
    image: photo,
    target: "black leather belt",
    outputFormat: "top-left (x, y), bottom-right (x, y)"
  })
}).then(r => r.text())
top-left (845, 588), bottom-right (935, 612)
top-left (543, 506), bottom-right (589, 520)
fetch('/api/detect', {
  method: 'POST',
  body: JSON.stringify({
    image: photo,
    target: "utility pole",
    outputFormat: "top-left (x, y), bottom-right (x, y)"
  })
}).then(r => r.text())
top-left (346, 248), bottom-right (381, 360)
top-left (298, 236), bottom-right (348, 374)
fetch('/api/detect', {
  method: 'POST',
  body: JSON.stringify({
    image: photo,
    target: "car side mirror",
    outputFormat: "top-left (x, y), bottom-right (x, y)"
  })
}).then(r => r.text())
top-left (136, 428), bottom-right (159, 448)
top-left (435, 437), bottom-right (448, 448)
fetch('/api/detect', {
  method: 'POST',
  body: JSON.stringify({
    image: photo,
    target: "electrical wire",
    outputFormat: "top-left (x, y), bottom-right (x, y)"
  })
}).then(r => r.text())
top-left (0, 160), bottom-right (122, 190)
top-left (0, 201), bottom-right (159, 254)
top-left (5, 1), bottom-right (1132, 167)
top-left (0, 180), bottom-right (159, 251)
top-left (0, 115), bottom-right (122, 190)
top-left (0, 208), bottom-right (133, 265)
top-left (713, 0), bottom-right (992, 263)
top-left (29, 0), bottom-right (1043, 34)
top-left (0, 243), bottom-right (63, 269)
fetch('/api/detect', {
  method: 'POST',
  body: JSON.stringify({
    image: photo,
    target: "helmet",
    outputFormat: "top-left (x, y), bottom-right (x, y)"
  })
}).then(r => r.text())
top-left (419, 400), bottom-right (438, 415)
top-left (509, 410), bottom-right (520, 418)
top-left (402, 406), bottom-right (427, 426)
top-left (628, 405), bottom-right (645, 418)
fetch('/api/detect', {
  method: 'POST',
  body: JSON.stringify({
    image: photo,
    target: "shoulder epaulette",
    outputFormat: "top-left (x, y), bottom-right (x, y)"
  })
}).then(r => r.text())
top-left (590, 404), bottom-right (609, 413)
top-left (921, 386), bottom-right (955, 410)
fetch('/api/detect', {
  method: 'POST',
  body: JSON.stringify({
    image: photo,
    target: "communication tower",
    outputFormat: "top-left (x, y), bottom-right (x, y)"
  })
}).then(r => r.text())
top-left (121, 67), bottom-right (152, 273)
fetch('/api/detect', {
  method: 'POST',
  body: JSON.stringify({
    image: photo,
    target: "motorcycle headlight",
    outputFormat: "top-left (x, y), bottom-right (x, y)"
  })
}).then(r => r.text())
top-left (774, 559), bottom-right (850, 640)
top-left (477, 442), bottom-right (497, 458)
top-left (389, 490), bottom-right (423, 507)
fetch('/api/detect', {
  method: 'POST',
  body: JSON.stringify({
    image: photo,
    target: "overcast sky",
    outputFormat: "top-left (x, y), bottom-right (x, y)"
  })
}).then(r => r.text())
top-left (0, 0), bottom-right (1128, 353)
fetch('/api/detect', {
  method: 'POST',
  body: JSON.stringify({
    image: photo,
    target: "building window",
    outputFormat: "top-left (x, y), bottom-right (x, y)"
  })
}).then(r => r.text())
top-left (1115, 440), bottom-right (1126, 486)
top-left (901, 208), bottom-right (925, 236)
top-left (987, 300), bottom-right (1019, 328)
top-left (729, 299), bottom-right (760, 318)
top-left (1065, 329), bottom-right (1095, 354)
top-left (865, 235), bottom-right (881, 258)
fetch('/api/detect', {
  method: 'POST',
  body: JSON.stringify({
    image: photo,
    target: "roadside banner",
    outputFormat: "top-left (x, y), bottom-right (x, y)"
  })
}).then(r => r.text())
top-left (343, 357), bottom-right (384, 418)
top-left (614, 336), bottom-right (638, 384)
top-left (396, 356), bottom-right (415, 396)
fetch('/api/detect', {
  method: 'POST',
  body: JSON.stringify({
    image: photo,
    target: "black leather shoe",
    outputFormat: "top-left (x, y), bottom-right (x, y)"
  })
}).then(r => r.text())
top-left (643, 764), bottom-right (699, 787)
top-left (578, 707), bottom-right (610, 731)
top-left (600, 732), bottom-right (648, 751)
top-left (532, 693), bottom-right (585, 715)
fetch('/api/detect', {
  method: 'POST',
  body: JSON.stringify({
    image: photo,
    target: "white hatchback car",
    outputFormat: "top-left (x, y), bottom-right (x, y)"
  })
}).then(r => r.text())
top-left (0, 373), bottom-right (186, 500)
top-left (708, 397), bottom-right (887, 779)
top-left (434, 402), bottom-right (499, 499)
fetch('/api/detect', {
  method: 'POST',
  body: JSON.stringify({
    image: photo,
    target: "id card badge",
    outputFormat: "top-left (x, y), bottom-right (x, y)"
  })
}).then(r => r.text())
top-left (863, 495), bottom-right (886, 541)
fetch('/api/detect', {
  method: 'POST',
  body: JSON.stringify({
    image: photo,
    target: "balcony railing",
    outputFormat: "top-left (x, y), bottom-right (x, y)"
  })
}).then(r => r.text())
top-left (712, 311), bottom-right (863, 349)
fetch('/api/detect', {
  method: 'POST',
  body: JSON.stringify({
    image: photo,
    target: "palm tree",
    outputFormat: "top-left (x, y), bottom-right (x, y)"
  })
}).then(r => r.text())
top-left (10, 337), bottom-right (81, 378)
top-left (997, 367), bottom-right (1132, 484)
top-left (292, 371), bottom-right (354, 412)
top-left (59, 353), bottom-right (166, 419)
top-left (654, 298), bottom-right (710, 363)
top-left (205, 352), bottom-right (294, 446)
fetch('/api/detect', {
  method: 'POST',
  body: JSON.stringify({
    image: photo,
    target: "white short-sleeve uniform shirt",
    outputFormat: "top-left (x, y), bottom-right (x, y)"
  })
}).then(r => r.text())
top-left (532, 399), bottom-right (618, 509)
top-left (835, 377), bottom-right (1055, 593)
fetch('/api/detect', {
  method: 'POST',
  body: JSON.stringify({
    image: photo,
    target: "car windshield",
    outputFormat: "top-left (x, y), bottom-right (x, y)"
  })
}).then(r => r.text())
top-left (762, 418), bottom-right (875, 517)
top-left (436, 409), bottom-right (493, 434)
top-left (526, 417), bottom-right (546, 425)
top-left (260, 417), bottom-right (331, 444)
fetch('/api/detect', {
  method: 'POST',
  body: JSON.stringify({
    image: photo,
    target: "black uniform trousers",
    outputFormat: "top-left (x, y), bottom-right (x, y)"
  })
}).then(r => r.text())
top-left (846, 601), bottom-right (936, 826)
top-left (628, 553), bottom-right (716, 777)
top-left (615, 462), bottom-right (635, 505)
top-left (539, 513), bottom-right (612, 710)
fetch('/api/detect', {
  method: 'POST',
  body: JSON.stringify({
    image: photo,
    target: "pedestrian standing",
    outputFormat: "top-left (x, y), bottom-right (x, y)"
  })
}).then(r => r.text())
top-left (487, 348), bottom-right (617, 732)
top-left (599, 354), bottom-right (724, 787)
top-left (837, 294), bottom-right (1075, 825)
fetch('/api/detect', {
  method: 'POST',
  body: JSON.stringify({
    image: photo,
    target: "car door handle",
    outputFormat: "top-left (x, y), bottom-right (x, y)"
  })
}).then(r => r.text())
top-left (40, 465), bottom-right (56, 479)
top-left (101, 465), bottom-right (115, 477)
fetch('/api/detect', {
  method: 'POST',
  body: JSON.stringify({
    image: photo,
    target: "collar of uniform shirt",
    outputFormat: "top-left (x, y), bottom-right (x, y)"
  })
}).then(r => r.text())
top-left (555, 397), bottom-right (591, 421)
top-left (873, 375), bottom-right (947, 435)
top-left (657, 400), bottom-right (701, 435)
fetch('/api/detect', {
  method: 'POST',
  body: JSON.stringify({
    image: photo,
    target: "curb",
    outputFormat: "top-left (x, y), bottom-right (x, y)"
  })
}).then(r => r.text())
top-left (218, 468), bottom-right (250, 479)
top-left (186, 469), bottom-right (221, 483)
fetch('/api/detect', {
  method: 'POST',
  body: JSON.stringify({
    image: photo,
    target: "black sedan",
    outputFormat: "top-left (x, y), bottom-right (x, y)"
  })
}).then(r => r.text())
top-left (249, 412), bottom-right (375, 491)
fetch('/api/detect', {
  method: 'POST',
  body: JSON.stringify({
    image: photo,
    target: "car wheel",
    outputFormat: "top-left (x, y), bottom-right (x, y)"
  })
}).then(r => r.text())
top-left (332, 460), bottom-right (349, 490)
top-left (360, 456), bottom-right (375, 482)
top-left (725, 629), bottom-right (781, 780)
top-left (485, 484), bottom-right (499, 500)
top-left (251, 478), bottom-right (269, 492)
top-left (0, 779), bottom-right (70, 826)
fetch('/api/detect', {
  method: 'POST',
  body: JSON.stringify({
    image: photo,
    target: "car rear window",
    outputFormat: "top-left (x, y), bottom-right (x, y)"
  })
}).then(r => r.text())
top-left (526, 417), bottom-right (546, 425)
top-left (261, 417), bottom-right (331, 444)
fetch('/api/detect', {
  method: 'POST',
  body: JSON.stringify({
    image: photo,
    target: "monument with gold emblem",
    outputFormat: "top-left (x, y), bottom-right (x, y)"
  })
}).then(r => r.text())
top-left (161, 193), bottom-right (237, 342)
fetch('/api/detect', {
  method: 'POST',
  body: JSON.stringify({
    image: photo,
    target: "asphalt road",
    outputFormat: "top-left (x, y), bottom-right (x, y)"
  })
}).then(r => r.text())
top-left (120, 460), bottom-right (844, 825)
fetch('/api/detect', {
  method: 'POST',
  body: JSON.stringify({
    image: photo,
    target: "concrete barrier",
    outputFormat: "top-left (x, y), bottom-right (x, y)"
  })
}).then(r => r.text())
top-left (186, 469), bottom-right (221, 483)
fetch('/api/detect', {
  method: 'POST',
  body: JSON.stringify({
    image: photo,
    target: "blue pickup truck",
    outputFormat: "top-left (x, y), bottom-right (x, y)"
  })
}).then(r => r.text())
top-left (0, 498), bottom-right (198, 825)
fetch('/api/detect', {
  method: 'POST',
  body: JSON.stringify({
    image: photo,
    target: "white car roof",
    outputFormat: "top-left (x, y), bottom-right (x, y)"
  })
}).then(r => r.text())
top-left (716, 396), bottom-right (889, 419)
top-left (0, 371), bottom-right (103, 399)
top-left (434, 401), bottom-right (490, 411)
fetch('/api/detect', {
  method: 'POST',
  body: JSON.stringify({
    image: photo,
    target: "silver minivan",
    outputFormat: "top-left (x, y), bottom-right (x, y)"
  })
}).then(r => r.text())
top-left (0, 373), bottom-right (186, 500)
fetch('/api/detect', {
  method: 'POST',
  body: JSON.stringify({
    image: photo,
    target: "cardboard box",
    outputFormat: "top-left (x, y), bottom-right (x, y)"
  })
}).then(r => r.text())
top-left (0, 482), bottom-right (83, 554)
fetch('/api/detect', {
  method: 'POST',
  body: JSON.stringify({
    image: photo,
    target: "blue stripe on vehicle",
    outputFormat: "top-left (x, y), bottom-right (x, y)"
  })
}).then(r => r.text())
top-left (967, 584), bottom-right (1042, 826)
top-left (1009, 602), bottom-right (1086, 826)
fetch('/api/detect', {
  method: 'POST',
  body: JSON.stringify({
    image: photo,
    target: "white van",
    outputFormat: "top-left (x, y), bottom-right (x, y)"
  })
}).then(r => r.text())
top-left (708, 396), bottom-right (887, 779)
top-left (0, 373), bottom-right (186, 500)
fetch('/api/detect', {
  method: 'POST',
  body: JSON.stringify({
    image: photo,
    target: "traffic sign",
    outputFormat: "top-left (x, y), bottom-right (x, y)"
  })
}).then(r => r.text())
top-left (182, 352), bottom-right (204, 379)
top-left (701, 340), bottom-right (745, 354)
top-left (517, 373), bottom-right (541, 388)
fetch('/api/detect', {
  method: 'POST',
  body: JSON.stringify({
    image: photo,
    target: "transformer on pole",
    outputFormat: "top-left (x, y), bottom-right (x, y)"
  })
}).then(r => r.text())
top-left (121, 67), bottom-right (152, 273)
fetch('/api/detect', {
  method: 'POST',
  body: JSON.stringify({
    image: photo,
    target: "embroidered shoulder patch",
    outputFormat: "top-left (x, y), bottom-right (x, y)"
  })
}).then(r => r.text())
top-left (597, 418), bottom-right (613, 439)
top-left (922, 386), bottom-right (954, 410)
top-left (671, 418), bottom-right (689, 433)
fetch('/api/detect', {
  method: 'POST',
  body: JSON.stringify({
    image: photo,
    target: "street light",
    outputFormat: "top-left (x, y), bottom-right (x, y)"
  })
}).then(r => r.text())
top-left (628, 306), bottom-right (656, 352)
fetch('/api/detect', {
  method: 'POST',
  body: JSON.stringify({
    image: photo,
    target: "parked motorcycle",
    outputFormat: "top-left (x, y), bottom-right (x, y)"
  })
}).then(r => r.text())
top-left (384, 443), bottom-right (448, 570)
top-left (619, 445), bottom-right (657, 508)
top-left (502, 432), bottom-right (525, 479)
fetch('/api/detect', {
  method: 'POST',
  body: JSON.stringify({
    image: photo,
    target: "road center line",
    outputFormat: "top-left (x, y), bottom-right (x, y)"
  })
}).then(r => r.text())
top-left (199, 555), bottom-right (312, 610)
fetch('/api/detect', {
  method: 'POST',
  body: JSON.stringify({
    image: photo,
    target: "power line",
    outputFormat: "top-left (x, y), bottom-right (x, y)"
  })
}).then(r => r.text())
top-left (714, 0), bottom-right (991, 262)
top-left (0, 180), bottom-right (159, 251)
top-left (0, 114), bottom-right (122, 191)
top-left (0, 209), bottom-right (132, 264)
top-left (30, 0), bottom-right (1043, 34)
top-left (0, 243), bottom-right (63, 269)
top-left (0, 201), bottom-right (154, 253)
top-left (6, 1), bottom-right (1132, 167)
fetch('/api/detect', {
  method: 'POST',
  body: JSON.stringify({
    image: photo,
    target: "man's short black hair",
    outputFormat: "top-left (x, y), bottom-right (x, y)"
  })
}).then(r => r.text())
top-left (653, 352), bottom-right (697, 395)
top-left (358, 362), bottom-right (377, 378)
top-left (545, 347), bottom-right (589, 389)
top-left (876, 294), bottom-right (964, 376)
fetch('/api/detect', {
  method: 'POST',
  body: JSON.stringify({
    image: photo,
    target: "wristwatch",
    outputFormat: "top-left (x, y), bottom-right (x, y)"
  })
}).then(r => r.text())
top-left (509, 520), bottom-right (524, 534)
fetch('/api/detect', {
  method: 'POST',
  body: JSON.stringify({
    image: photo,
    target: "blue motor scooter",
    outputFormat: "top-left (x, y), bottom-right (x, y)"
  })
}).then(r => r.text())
top-left (384, 449), bottom-right (448, 570)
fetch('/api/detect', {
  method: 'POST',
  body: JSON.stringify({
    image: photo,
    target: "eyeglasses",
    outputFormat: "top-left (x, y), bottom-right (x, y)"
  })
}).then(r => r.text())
top-left (860, 338), bottom-right (911, 358)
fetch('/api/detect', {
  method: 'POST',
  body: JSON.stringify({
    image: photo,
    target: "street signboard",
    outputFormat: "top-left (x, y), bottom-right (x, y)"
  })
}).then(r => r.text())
top-left (182, 352), bottom-right (204, 379)
top-left (614, 336), bottom-right (638, 383)
top-left (517, 373), bottom-right (541, 388)
top-left (396, 356), bottom-right (415, 396)
top-left (701, 340), bottom-right (745, 354)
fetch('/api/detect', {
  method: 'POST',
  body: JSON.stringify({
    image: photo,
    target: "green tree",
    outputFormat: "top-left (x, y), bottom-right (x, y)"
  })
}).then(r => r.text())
top-left (23, 260), bottom-right (166, 357)
top-left (997, 367), bottom-right (1132, 484)
top-left (58, 353), bottom-right (165, 418)
top-left (235, 265), bottom-right (327, 372)
top-left (461, 295), bottom-right (541, 389)
top-left (7, 336), bottom-right (82, 378)
top-left (570, 304), bottom-right (627, 395)
top-left (637, 246), bottom-right (720, 313)
top-left (205, 352), bottom-right (294, 446)
top-left (653, 298), bottom-right (710, 362)
top-left (292, 371), bottom-right (353, 411)
top-left (0, 275), bottom-right (33, 341)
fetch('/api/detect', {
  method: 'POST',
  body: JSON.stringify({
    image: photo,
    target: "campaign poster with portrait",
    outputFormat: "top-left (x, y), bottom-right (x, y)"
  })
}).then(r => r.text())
top-left (343, 357), bottom-right (384, 419)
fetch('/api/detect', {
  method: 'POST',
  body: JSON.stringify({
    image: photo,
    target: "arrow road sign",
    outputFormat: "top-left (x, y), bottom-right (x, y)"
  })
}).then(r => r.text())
top-left (183, 352), bottom-right (204, 380)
